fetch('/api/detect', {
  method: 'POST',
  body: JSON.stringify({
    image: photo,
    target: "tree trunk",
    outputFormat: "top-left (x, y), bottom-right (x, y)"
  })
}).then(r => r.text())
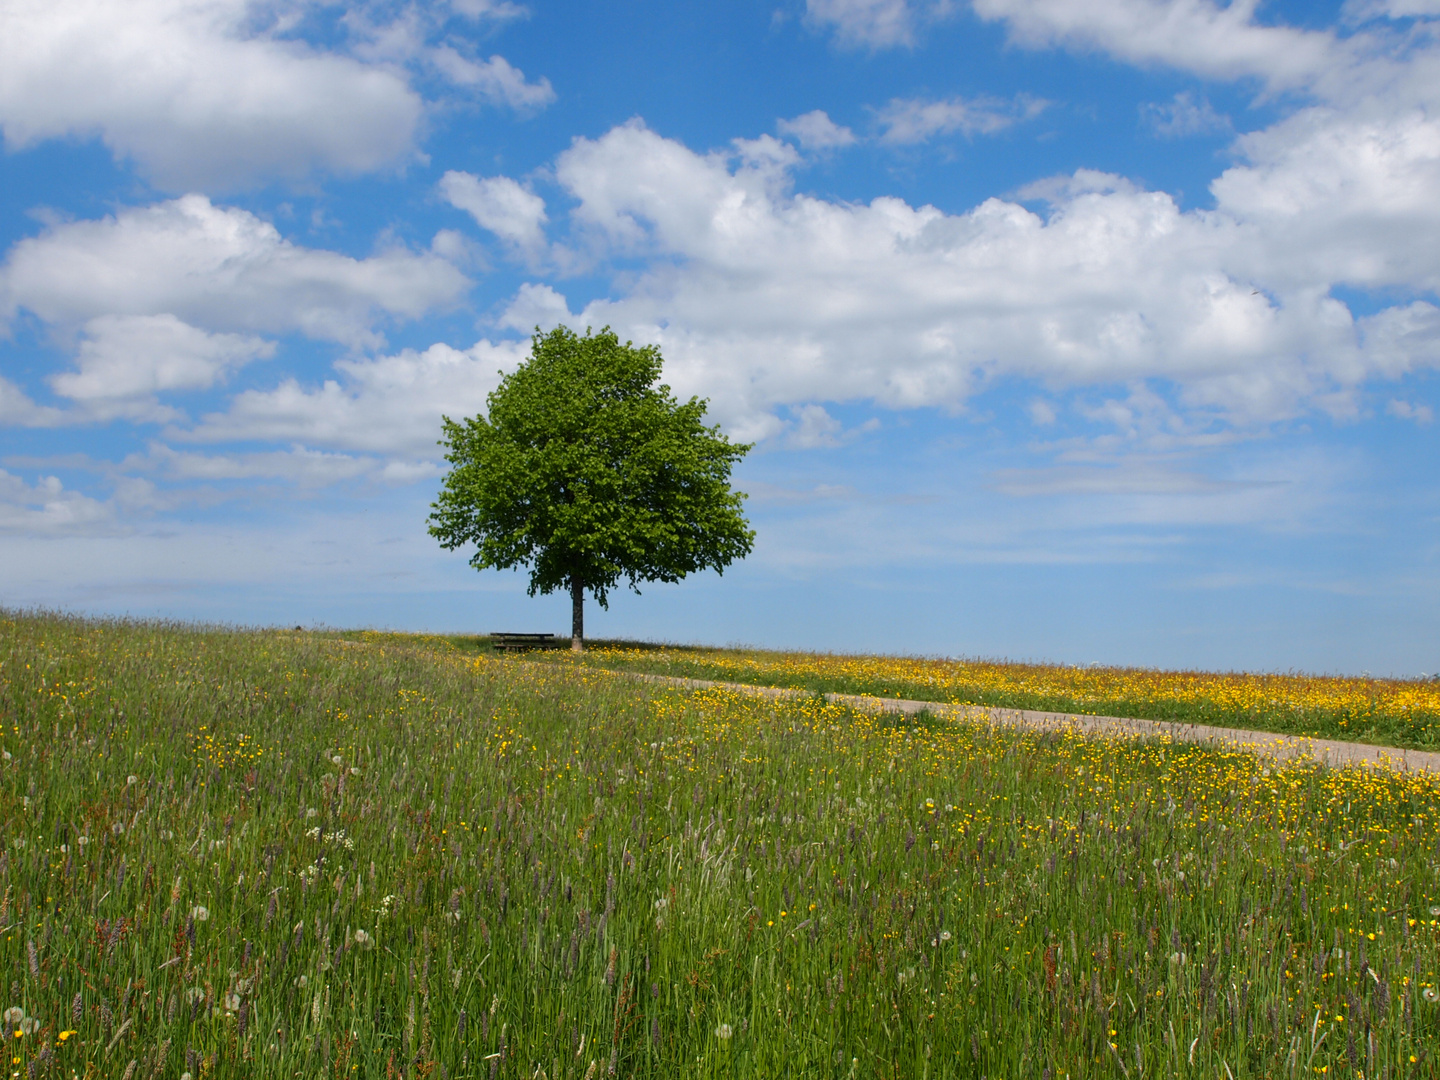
top-left (570, 577), bottom-right (584, 652)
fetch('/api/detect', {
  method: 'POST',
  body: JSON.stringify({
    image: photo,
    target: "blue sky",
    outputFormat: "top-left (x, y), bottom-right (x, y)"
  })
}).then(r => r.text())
top-left (2, 0), bottom-right (1439, 675)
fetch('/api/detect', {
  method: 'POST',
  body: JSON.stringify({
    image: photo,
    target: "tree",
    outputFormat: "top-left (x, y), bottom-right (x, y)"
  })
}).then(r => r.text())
top-left (428, 325), bottom-right (755, 650)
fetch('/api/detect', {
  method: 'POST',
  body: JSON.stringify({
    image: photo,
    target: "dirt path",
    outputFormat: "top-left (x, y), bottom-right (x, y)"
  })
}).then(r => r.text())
top-left (624, 671), bottom-right (1440, 775)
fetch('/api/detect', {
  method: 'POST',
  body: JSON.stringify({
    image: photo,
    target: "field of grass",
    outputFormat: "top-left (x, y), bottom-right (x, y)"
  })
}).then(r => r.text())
top-left (3, 612), bottom-right (1439, 1078)
top-left (524, 644), bottom-right (1440, 752)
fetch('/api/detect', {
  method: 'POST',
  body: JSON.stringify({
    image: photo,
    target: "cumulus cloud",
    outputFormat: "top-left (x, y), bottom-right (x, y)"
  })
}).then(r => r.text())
top-left (785, 405), bottom-right (880, 448)
top-left (496, 283), bottom-right (577, 333)
top-left (0, 377), bottom-right (66, 428)
top-left (0, 470), bottom-right (112, 534)
top-left (439, 171), bottom-right (549, 256)
top-left (1386, 398), bottom-right (1434, 422)
top-left (0, 0), bottom-right (427, 190)
top-left (177, 338), bottom-right (530, 455)
top-left (427, 50), bottom-right (555, 111)
top-left (50, 315), bottom-right (274, 422)
top-left (1027, 399), bottom-right (1058, 425)
top-left (537, 118), bottom-right (1440, 437)
top-left (777, 110), bottom-right (858, 151)
top-left (875, 94), bottom-right (1047, 144)
top-left (0, 195), bottom-right (469, 348)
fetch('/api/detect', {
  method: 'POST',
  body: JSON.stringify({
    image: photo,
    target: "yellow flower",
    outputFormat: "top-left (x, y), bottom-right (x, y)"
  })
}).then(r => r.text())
top-left (57, 1030), bottom-right (76, 1042)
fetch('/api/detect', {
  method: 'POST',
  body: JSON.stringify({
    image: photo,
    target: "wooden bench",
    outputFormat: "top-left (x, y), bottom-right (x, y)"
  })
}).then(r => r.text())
top-left (490, 632), bottom-right (562, 653)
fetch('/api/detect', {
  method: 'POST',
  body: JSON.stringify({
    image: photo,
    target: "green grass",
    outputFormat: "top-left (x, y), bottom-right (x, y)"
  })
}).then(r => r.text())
top-left (2, 611), bottom-right (1438, 1078)
top-left (522, 642), bottom-right (1440, 752)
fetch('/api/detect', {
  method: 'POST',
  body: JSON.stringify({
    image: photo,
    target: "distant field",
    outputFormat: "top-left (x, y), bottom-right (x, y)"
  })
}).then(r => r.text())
top-left (510, 642), bottom-right (1440, 752)
top-left (4, 613), bottom-right (1439, 1078)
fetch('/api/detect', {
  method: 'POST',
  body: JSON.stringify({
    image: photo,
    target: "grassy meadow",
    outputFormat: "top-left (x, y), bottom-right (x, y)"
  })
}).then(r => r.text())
top-left (2, 612), bottom-right (1439, 1078)
top-left (515, 644), bottom-right (1440, 753)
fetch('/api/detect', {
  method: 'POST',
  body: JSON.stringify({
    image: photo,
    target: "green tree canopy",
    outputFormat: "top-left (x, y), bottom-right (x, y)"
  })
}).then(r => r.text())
top-left (428, 325), bottom-right (755, 649)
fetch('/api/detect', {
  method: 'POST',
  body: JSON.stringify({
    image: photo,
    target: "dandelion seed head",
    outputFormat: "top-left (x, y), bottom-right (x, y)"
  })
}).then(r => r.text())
top-left (190, 905), bottom-right (209, 922)
top-left (714, 1023), bottom-right (733, 1040)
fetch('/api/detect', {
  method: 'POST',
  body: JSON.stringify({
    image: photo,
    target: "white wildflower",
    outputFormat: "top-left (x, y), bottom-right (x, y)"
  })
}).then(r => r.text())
top-left (353, 929), bottom-right (373, 949)
top-left (191, 905), bottom-right (209, 922)
top-left (126, 775), bottom-right (138, 786)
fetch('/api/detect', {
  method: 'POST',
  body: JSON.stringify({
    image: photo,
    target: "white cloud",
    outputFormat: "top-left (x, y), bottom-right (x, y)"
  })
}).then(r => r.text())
top-left (1386, 398), bottom-right (1434, 422)
top-left (440, 171), bottom-right (549, 256)
top-left (0, 0), bottom-right (425, 190)
top-left (1212, 108), bottom-right (1440, 295)
top-left (449, 0), bottom-right (530, 21)
top-left (540, 119), bottom-right (1440, 438)
top-left (496, 283), bottom-right (577, 333)
top-left (970, 0), bottom-right (1343, 92)
top-left (1027, 399), bottom-right (1058, 425)
top-left (0, 195), bottom-right (470, 348)
top-left (128, 442), bottom-right (428, 486)
top-left (178, 338), bottom-right (530, 455)
top-left (427, 50), bottom-right (556, 111)
top-left (784, 405), bottom-right (880, 448)
top-left (1345, 0), bottom-right (1440, 21)
top-left (1142, 91), bottom-right (1231, 137)
top-left (804, 0), bottom-right (954, 49)
top-left (987, 461), bottom-right (1259, 497)
top-left (0, 469), bottom-right (112, 534)
top-left (0, 376), bottom-right (65, 428)
top-left (50, 315), bottom-right (274, 422)
top-left (875, 94), bottom-right (1047, 144)
top-left (777, 110), bottom-right (858, 151)
top-left (788, 404), bottom-right (845, 448)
